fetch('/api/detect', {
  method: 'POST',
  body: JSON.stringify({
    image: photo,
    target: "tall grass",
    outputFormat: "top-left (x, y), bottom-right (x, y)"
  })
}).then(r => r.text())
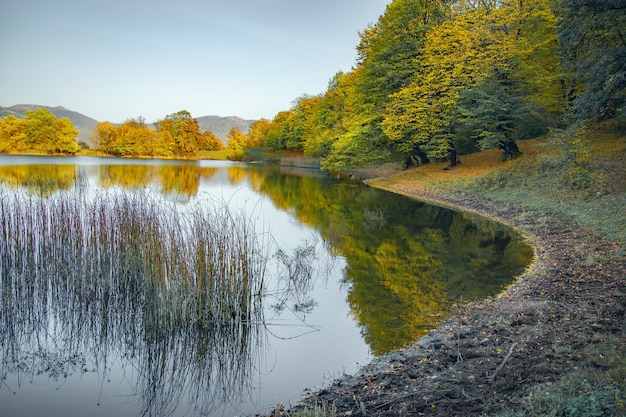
top-left (0, 187), bottom-right (269, 327)
top-left (0, 187), bottom-right (273, 415)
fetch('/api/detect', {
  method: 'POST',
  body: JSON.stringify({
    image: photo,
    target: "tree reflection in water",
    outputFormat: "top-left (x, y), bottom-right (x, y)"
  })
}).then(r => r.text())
top-left (0, 159), bottom-right (535, 414)
top-left (0, 187), bottom-right (314, 416)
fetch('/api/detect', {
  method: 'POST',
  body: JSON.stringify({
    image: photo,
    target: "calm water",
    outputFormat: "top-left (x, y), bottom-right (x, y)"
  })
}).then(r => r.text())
top-left (0, 155), bottom-right (533, 417)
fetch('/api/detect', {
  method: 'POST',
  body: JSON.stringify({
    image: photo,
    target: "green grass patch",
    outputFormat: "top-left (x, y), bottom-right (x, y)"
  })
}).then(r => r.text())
top-left (449, 123), bottom-right (626, 245)
top-left (492, 334), bottom-right (626, 417)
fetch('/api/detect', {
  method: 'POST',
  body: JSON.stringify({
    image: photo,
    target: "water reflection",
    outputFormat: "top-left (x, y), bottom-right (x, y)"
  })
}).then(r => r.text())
top-left (0, 163), bottom-right (77, 196)
top-left (0, 161), bottom-right (219, 198)
top-left (247, 165), bottom-right (534, 354)
top-left (0, 188), bottom-right (272, 416)
top-left (0, 156), bottom-right (534, 415)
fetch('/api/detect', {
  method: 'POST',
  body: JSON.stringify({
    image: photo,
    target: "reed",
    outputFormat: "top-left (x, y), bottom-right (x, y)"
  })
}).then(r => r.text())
top-left (1, 187), bottom-right (268, 323)
top-left (0, 186), bottom-right (271, 415)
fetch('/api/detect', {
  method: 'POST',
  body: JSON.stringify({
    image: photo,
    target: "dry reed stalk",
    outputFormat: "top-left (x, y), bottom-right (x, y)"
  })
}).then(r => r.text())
top-left (1, 186), bottom-right (273, 414)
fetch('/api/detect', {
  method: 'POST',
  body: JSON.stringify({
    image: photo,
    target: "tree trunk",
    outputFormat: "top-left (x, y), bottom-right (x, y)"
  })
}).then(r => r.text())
top-left (443, 149), bottom-right (460, 170)
top-left (403, 148), bottom-right (430, 169)
top-left (498, 139), bottom-right (523, 160)
top-left (415, 149), bottom-right (430, 165)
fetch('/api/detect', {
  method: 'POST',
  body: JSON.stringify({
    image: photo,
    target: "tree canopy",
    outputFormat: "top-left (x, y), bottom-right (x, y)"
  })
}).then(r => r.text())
top-left (3, 0), bottom-right (622, 165)
top-left (557, 0), bottom-right (626, 120)
top-left (0, 109), bottom-right (80, 155)
top-left (254, 0), bottom-right (623, 172)
top-left (93, 110), bottom-right (223, 158)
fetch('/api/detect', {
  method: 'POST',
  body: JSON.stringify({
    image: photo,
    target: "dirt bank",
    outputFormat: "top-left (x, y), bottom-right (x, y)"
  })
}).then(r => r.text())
top-left (267, 175), bottom-right (625, 416)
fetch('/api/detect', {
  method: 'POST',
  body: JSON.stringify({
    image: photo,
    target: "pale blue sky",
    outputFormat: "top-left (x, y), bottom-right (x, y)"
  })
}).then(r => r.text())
top-left (0, 0), bottom-right (390, 123)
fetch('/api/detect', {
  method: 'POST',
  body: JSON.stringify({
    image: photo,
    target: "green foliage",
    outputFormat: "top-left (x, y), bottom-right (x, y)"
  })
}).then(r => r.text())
top-left (384, 1), bottom-right (560, 163)
top-left (320, 120), bottom-right (392, 172)
top-left (253, 0), bottom-right (626, 174)
top-left (356, 0), bottom-right (447, 103)
top-left (455, 124), bottom-right (625, 242)
top-left (303, 73), bottom-right (347, 159)
top-left (455, 76), bottom-right (548, 158)
top-left (342, 0), bottom-right (448, 168)
top-left (382, 4), bottom-right (512, 159)
top-left (263, 109), bottom-right (302, 151)
top-left (557, 0), bottom-right (626, 121)
top-left (550, 124), bottom-right (606, 191)
top-left (506, 0), bottom-right (565, 118)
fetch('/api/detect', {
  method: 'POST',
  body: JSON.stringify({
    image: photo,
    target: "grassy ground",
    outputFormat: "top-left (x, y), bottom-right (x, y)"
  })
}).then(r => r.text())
top-left (269, 122), bottom-right (625, 417)
top-left (373, 123), bottom-right (625, 245)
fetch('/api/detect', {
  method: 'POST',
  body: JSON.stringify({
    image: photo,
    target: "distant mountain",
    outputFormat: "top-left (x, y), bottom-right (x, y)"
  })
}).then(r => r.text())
top-left (196, 115), bottom-right (254, 143)
top-left (0, 104), bottom-right (99, 144)
top-left (1, 105), bottom-right (255, 147)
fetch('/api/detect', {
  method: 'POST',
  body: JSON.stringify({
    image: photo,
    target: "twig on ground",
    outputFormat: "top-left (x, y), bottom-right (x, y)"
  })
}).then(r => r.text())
top-left (490, 342), bottom-right (519, 381)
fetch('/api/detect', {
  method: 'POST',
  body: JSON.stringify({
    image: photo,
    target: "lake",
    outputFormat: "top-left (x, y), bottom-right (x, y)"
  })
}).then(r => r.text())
top-left (0, 155), bottom-right (534, 417)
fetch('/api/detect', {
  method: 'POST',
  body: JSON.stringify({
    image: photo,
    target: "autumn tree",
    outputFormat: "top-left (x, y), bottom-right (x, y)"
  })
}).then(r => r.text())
top-left (263, 110), bottom-right (295, 151)
top-left (383, 0), bottom-right (560, 166)
top-left (94, 118), bottom-right (158, 157)
top-left (198, 129), bottom-right (223, 151)
top-left (259, 0), bottom-right (454, 171)
top-left (455, 76), bottom-right (539, 159)
top-left (247, 118), bottom-right (271, 149)
top-left (117, 118), bottom-right (158, 156)
top-left (302, 72), bottom-right (349, 159)
top-left (255, 0), bottom-right (568, 170)
top-left (226, 127), bottom-right (248, 151)
top-left (222, 127), bottom-right (248, 160)
top-left (28, 109), bottom-right (81, 154)
top-left (320, 67), bottom-right (393, 172)
top-left (262, 96), bottom-right (319, 152)
top-left (0, 109), bottom-right (80, 154)
top-left (155, 110), bottom-right (203, 156)
top-left (356, 0), bottom-right (449, 103)
top-left (507, 0), bottom-right (565, 119)
top-left (92, 121), bottom-right (118, 153)
top-left (334, 0), bottom-right (450, 169)
top-left (383, 6), bottom-right (501, 168)
top-left (52, 117), bottom-right (81, 154)
top-left (0, 115), bottom-right (26, 153)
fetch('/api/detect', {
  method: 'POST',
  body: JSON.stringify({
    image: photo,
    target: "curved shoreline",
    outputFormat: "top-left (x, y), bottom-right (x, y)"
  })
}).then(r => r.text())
top-left (281, 177), bottom-right (625, 416)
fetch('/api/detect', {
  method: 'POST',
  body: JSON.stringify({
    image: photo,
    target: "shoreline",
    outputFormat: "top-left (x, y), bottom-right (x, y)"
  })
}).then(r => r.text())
top-left (277, 174), bottom-right (625, 416)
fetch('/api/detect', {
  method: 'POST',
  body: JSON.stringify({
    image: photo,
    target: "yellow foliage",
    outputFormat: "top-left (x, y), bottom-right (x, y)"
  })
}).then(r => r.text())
top-left (0, 109), bottom-right (80, 155)
top-left (384, 7), bottom-right (509, 148)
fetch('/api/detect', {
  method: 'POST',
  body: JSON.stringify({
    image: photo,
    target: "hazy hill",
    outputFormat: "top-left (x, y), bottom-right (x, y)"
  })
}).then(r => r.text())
top-left (0, 104), bottom-right (98, 144)
top-left (196, 115), bottom-right (254, 143)
top-left (0, 105), bottom-right (256, 147)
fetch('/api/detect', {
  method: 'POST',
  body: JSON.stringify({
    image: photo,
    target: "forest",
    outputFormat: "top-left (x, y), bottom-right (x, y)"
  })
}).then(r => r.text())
top-left (256, 0), bottom-right (625, 171)
top-left (0, 0), bottom-right (624, 168)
